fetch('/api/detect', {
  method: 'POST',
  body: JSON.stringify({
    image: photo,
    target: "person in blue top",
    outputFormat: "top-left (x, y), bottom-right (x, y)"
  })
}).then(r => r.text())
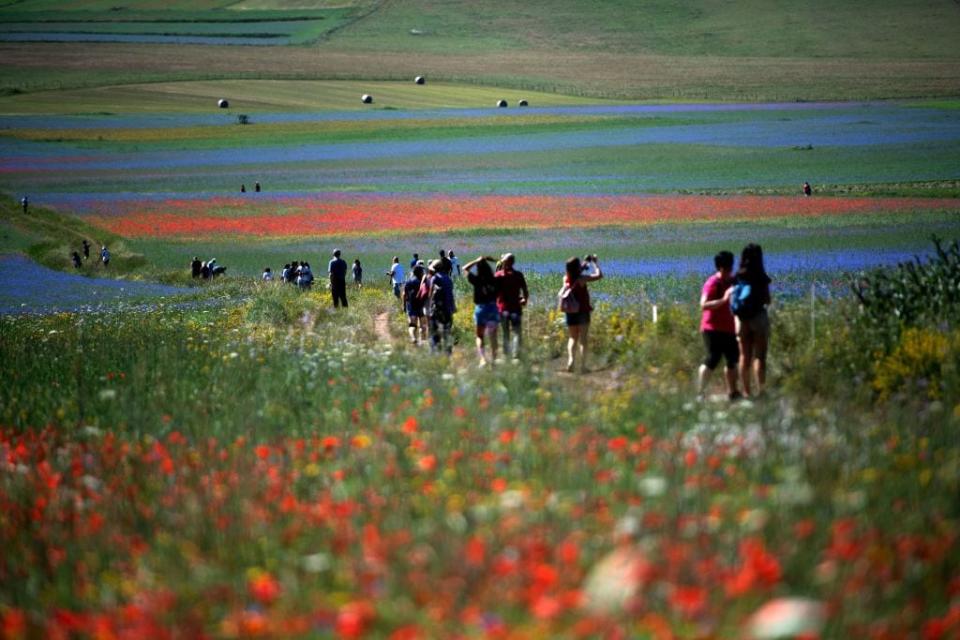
top-left (328, 249), bottom-right (349, 308)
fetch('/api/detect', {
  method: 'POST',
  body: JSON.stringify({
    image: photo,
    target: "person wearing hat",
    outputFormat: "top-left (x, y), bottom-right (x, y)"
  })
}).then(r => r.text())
top-left (425, 259), bottom-right (456, 354)
top-left (494, 253), bottom-right (529, 359)
top-left (328, 249), bottom-right (349, 308)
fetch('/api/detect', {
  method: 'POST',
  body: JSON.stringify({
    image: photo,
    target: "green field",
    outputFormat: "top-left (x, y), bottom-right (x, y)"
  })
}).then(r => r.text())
top-left (2, 0), bottom-right (960, 100)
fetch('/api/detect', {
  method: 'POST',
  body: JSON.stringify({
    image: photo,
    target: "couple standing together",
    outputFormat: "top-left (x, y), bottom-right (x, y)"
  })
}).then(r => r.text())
top-left (698, 243), bottom-right (772, 400)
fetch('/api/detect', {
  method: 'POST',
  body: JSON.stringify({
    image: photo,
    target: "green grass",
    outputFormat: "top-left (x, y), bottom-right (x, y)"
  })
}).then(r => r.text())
top-left (0, 80), bottom-right (623, 114)
top-left (1, 1), bottom-right (959, 101)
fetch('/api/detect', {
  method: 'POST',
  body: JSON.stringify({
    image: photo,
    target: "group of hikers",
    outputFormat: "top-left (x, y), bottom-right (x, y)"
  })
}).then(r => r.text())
top-left (386, 249), bottom-right (525, 363)
top-left (196, 242), bottom-right (771, 398)
top-left (190, 257), bottom-right (226, 280)
top-left (70, 240), bottom-right (110, 269)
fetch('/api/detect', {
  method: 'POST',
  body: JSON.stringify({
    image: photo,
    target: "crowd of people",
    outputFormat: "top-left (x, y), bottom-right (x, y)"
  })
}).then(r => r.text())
top-left (200, 242), bottom-right (772, 398)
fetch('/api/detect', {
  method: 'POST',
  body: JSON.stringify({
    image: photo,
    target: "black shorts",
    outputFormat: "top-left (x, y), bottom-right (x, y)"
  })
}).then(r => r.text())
top-left (702, 330), bottom-right (739, 370)
top-left (565, 311), bottom-right (591, 327)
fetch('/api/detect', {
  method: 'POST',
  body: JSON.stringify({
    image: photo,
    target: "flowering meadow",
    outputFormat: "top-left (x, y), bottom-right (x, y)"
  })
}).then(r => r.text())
top-left (2, 92), bottom-right (960, 637)
top-left (1, 271), bottom-right (959, 638)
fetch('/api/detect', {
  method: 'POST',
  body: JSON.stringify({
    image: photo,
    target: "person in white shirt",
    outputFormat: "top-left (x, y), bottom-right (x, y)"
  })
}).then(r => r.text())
top-left (387, 256), bottom-right (405, 301)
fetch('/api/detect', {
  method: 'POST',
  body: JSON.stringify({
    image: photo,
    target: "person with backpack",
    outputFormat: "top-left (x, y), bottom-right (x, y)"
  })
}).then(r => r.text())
top-left (559, 255), bottom-right (602, 373)
top-left (328, 249), bottom-right (348, 308)
top-left (402, 264), bottom-right (427, 345)
top-left (697, 251), bottom-right (741, 401)
top-left (730, 243), bottom-right (772, 398)
top-left (463, 255), bottom-right (500, 366)
top-left (495, 253), bottom-right (529, 360)
top-left (425, 260), bottom-right (456, 354)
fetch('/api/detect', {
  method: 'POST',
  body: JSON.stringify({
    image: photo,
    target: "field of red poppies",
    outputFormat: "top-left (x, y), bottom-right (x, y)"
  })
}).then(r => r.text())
top-left (83, 194), bottom-right (960, 239)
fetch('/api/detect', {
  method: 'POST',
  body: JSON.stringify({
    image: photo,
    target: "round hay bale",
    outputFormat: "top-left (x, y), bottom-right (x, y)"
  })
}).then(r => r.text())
top-left (217, 99), bottom-right (229, 109)
top-left (517, 99), bottom-right (529, 107)
top-left (496, 99), bottom-right (508, 108)
top-left (414, 76), bottom-right (425, 85)
top-left (361, 94), bottom-right (373, 104)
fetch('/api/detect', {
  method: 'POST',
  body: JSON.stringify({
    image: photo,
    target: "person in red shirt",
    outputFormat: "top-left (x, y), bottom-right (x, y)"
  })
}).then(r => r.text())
top-left (494, 253), bottom-right (529, 360)
top-left (697, 251), bottom-right (741, 400)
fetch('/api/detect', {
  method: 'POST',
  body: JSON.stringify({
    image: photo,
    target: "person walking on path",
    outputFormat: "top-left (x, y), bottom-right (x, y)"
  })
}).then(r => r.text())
top-left (71, 251), bottom-right (82, 269)
top-left (802, 181), bottom-right (812, 197)
top-left (464, 255), bottom-right (500, 366)
top-left (495, 253), bottom-right (529, 360)
top-left (425, 260), bottom-right (456, 354)
top-left (100, 245), bottom-right (110, 268)
top-left (732, 244), bottom-right (772, 398)
top-left (255, 181), bottom-right (261, 193)
top-left (82, 240), bottom-right (91, 260)
top-left (328, 249), bottom-right (349, 308)
top-left (697, 251), bottom-right (741, 401)
top-left (352, 259), bottom-right (363, 288)
top-left (449, 250), bottom-right (461, 278)
top-left (561, 255), bottom-right (602, 373)
top-left (402, 264), bottom-right (427, 345)
top-left (387, 256), bottom-right (405, 302)
top-left (20, 196), bottom-right (28, 214)
top-left (410, 253), bottom-right (420, 269)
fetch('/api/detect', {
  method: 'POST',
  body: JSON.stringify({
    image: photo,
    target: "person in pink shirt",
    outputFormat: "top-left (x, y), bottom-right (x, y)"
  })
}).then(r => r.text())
top-left (697, 251), bottom-right (741, 400)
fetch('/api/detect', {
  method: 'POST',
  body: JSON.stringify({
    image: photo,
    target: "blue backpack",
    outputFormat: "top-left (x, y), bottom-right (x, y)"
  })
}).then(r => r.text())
top-left (729, 281), bottom-right (761, 319)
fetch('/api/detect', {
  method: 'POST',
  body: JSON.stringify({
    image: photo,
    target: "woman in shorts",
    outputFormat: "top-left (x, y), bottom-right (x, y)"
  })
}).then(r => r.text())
top-left (563, 255), bottom-right (603, 373)
top-left (402, 265), bottom-right (427, 345)
top-left (734, 244), bottom-right (772, 397)
top-left (464, 256), bottom-right (500, 366)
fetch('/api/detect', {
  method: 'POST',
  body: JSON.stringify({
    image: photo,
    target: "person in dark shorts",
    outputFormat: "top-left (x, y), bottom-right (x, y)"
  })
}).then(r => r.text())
top-left (495, 253), bottom-right (529, 360)
top-left (562, 255), bottom-right (602, 373)
top-left (697, 250), bottom-right (741, 401)
top-left (402, 264), bottom-right (427, 344)
top-left (734, 244), bottom-right (772, 398)
top-left (425, 260), bottom-right (456, 354)
top-left (328, 249), bottom-right (349, 308)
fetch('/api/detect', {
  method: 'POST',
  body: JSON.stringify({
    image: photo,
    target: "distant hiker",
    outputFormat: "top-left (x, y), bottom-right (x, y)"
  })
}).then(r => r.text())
top-left (281, 263), bottom-right (292, 283)
top-left (802, 181), bottom-right (812, 197)
top-left (559, 255), bottom-right (602, 373)
top-left (449, 250), bottom-right (461, 278)
top-left (388, 256), bottom-right (405, 301)
top-left (71, 251), bottom-right (82, 269)
top-left (353, 259), bottom-right (363, 288)
top-left (328, 249), bottom-right (349, 308)
top-left (495, 253), bottom-right (529, 359)
top-left (425, 260), bottom-right (456, 354)
top-left (402, 264), bottom-right (427, 345)
top-left (255, 181), bottom-right (261, 193)
top-left (241, 184), bottom-right (246, 193)
top-left (82, 240), bottom-right (91, 260)
top-left (262, 267), bottom-right (273, 282)
top-left (20, 196), bottom-right (28, 214)
top-left (438, 249), bottom-right (453, 275)
top-left (464, 255), bottom-right (500, 366)
top-left (410, 253), bottom-right (420, 269)
top-left (697, 250), bottom-right (741, 401)
top-left (191, 256), bottom-right (202, 278)
top-left (297, 262), bottom-right (314, 290)
top-left (200, 261), bottom-right (211, 279)
top-left (100, 245), bottom-right (110, 268)
top-left (731, 243), bottom-right (772, 398)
